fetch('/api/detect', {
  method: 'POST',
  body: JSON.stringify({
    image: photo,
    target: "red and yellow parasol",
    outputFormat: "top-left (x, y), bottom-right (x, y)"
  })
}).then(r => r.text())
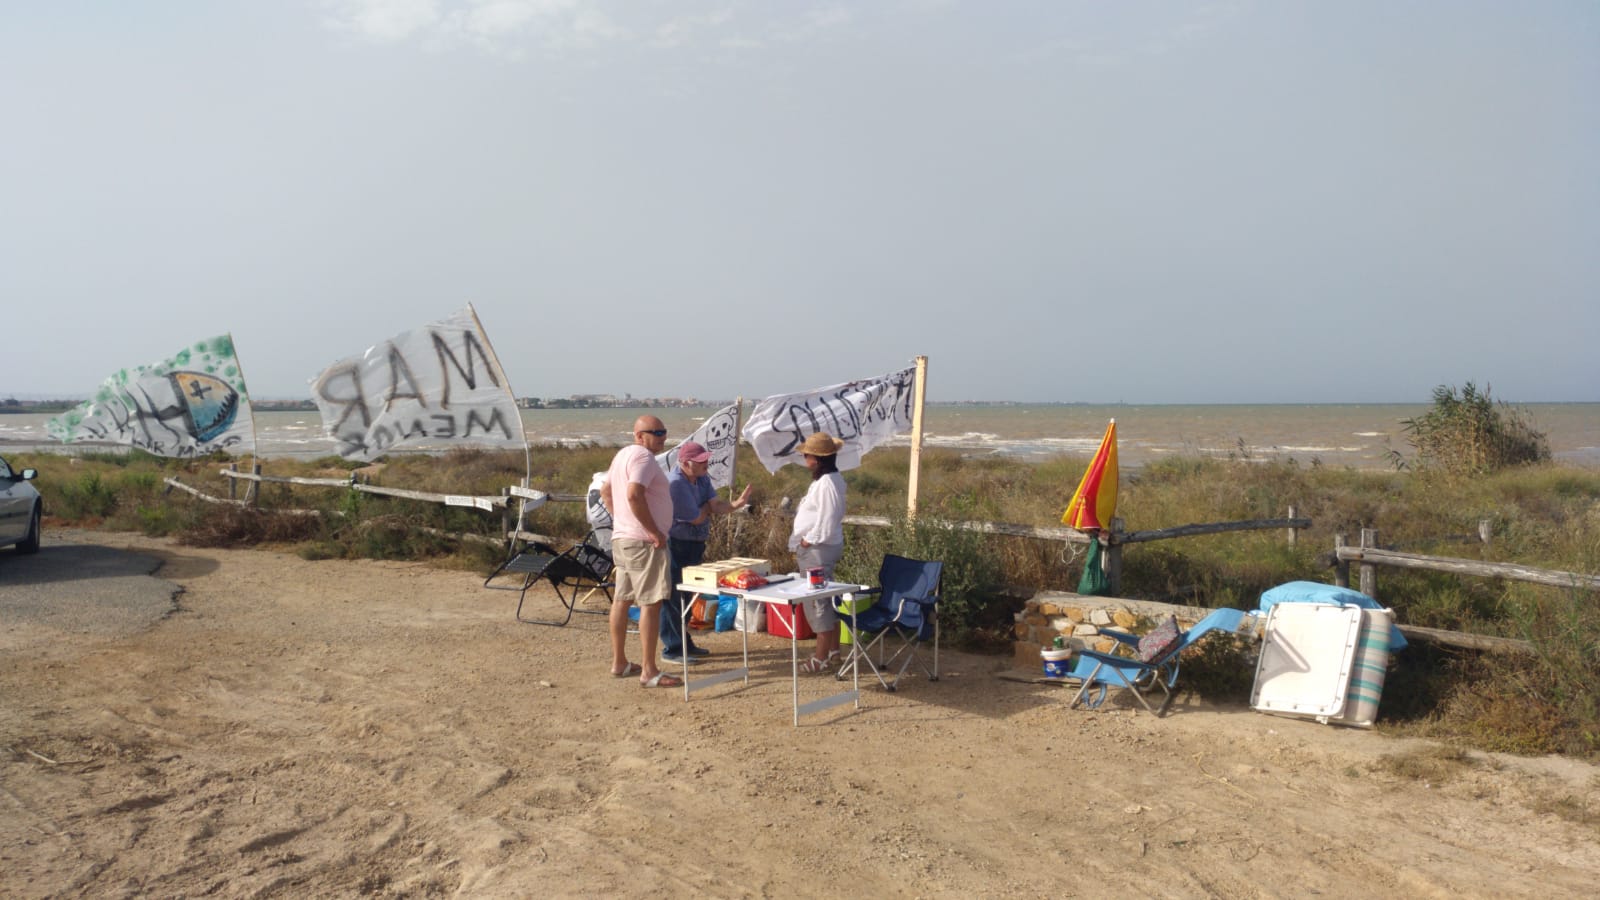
top-left (1061, 419), bottom-right (1118, 532)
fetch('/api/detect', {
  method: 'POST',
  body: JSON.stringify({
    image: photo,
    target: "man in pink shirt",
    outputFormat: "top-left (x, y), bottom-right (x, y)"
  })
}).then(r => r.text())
top-left (600, 415), bottom-right (680, 687)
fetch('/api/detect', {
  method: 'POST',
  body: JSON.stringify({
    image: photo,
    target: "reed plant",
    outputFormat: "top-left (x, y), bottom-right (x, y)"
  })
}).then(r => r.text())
top-left (1397, 382), bottom-right (1551, 475)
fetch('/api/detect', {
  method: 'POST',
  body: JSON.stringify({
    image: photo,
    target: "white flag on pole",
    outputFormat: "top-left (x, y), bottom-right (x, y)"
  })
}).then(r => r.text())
top-left (46, 334), bottom-right (256, 457)
top-left (309, 306), bottom-right (527, 461)
top-left (658, 401), bottom-right (741, 488)
top-left (741, 367), bottom-right (916, 473)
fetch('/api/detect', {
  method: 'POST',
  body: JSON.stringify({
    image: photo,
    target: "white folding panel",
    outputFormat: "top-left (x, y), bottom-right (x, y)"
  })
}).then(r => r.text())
top-left (1250, 602), bottom-right (1363, 719)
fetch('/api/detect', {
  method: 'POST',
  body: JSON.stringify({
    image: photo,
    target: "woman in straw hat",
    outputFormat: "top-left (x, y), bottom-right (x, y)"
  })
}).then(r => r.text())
top-left (789, 432), bottom-right (848, 673)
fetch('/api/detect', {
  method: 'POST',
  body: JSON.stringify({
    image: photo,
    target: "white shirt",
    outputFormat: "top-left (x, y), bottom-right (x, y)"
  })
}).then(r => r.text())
top-left (789, 472), bottom-right (846, 550)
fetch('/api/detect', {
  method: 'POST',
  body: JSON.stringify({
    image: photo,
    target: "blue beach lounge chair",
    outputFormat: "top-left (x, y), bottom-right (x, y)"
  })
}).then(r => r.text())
top-left (1067, 607), bottom-right (1249, 715)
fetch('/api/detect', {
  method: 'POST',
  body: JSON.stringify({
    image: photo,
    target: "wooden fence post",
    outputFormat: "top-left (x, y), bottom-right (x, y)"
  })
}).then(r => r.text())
top-left (1359, 528), bottom-right (1379, 599)
top-left (1334, 534), bottom-right (1349, 587)
top-left (228, 463), bottom-right (238, 502)
top-left (1479, 518), bottom-right (1492, 545)
top-left (1105, 517), bottom-right (1125, 596)
top-left (246, 462), bottom-right (261, 506)
top-left (1286, 505), bottom-right (1298, 547)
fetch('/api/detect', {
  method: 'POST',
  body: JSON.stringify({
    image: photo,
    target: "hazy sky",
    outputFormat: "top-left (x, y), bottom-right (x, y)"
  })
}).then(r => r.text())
top-left (4, 1), bottom-right (1596, 403)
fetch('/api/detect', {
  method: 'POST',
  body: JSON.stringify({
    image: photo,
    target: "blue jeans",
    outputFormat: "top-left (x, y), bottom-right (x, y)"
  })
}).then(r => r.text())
top-left (662, 538), bottom-right (707, 655)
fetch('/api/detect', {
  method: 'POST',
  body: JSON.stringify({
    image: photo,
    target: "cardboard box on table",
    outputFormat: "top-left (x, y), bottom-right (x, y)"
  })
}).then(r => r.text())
top-left (682, 558), bottom-right (772, 633)
top-left (681, 557), bottom-right (770, 589)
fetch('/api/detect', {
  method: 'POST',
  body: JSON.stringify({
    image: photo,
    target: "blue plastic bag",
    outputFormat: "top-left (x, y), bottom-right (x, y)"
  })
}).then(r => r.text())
top-left (714, 593), bottom-right (737, 632)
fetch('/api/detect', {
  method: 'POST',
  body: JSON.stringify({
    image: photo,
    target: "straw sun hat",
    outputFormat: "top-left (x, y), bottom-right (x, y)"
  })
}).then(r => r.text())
top-left (797, 432), bottom-right (845, 456)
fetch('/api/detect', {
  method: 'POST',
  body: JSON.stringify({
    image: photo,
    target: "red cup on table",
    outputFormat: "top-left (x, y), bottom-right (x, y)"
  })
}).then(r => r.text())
top-left (807, 567), bottom-right (825, 587)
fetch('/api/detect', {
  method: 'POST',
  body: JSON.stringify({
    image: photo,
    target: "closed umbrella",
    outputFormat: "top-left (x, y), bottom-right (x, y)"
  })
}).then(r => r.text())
top-left (1062, 419), bottom-right (1118, 595)
top-left (1062, 419), bottom-right (1118, 531)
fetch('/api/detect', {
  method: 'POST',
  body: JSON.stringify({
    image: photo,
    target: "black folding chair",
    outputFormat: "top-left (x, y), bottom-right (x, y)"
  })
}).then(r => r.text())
top-left (484, 528), bottom-right (615, 626)
top-left (483, 485), bottom-right (614, 626)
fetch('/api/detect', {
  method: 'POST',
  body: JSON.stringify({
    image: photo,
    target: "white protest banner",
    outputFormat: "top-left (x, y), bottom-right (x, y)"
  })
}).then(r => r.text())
top-left (741, 367), bottom-right (916, 473)
top-left (658, 401), bottom-right (741, 488)
top-left (46, 334), bottom-right (256, 457)
top-left (309, 305), bottom-right (527, 461)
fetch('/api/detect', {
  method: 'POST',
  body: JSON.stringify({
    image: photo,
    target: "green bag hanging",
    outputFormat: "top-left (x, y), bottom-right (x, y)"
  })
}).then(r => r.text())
top-left (1078, 545), bottom-right (1111, 596)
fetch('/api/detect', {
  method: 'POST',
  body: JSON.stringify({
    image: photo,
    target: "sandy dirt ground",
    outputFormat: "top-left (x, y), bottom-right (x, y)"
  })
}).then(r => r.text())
top-left (3, 529), bottom-right (1599, 899)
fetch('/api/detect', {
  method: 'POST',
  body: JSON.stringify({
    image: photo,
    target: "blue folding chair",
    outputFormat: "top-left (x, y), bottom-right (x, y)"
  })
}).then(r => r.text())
top-left (1067, 607), bottom-right (1249, 715)
top-left (834, 555), bottom-right (943, 692)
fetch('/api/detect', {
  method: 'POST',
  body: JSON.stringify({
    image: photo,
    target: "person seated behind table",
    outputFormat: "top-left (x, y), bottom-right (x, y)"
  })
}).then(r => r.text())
top-left (789, 432), bottom-right (847, 674)
top-left (585, 471), bottom-right (613, 551)
top-left (662, 441), bottom-right (753, 664)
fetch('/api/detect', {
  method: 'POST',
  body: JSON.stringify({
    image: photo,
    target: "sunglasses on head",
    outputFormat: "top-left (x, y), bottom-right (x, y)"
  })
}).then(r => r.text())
top-left (639, 428), bottom-right (667, 437)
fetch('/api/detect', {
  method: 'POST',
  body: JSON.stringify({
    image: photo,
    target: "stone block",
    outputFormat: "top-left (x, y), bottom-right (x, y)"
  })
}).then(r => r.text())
top-left (1112, 609), bottom-right (1138, 629)
top-left (1094, 638), bottom-right (1119, 654)
top-left (1064, 607), bottom-right (1085, 624)
top-left (1072, 624), bottom-right (1099, 637)
top-left (1038, 601), bottom-right (1060, 616)
top-left (1089, 609), bottom-right (1113, 626)
top-left (1013, 622), bottom-right (1030, 639)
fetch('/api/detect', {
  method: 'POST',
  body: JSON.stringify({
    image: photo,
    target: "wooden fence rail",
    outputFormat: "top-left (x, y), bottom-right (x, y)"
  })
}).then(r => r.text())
top-left (1328, 528), bottom-right (1599, 654)
top-left (844, 508), bottom-right (1309, 594)
top-left (219, 467), bottom-right (512, 511)
top-left (1335, 528), bottom-right (1600, 596)
top-left (204, 468), bottom-right (1309, 596)
top-left (841, 514), bottom-right (1095, 544)
top-left (1121, 517), bottom-right (1312, 545)
top-left (1338, 546), bottom-right (1600, 592)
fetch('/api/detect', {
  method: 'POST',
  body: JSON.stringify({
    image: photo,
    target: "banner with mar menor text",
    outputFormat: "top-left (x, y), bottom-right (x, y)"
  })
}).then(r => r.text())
top-left (308, 305), bottom-right (527, 461)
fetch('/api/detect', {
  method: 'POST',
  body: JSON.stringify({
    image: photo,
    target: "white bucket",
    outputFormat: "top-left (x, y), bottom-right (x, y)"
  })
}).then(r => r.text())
top-left (1041, 647), bottom-right (1073, 678)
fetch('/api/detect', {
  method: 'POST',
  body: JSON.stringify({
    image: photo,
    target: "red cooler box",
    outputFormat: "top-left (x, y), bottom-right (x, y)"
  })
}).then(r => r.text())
top-left (767, 603), bottom-right (814, 640)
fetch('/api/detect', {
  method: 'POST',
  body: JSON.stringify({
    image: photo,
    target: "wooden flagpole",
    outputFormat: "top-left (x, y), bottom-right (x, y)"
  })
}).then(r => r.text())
top-left (465, 303), bottom-right (532, 487)
top-left (907, 356), bottom-right (928, 520)
top-left (728, 396), bottom-right (743, 501)
top-left (227, 331), bottom-right (264, 493)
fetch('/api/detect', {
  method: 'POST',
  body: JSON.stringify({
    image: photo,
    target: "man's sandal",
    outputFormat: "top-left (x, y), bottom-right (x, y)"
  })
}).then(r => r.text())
top-left (640, 672), bottom-right (683, 688)
top-left (799, 656), bottom-right (830, 674)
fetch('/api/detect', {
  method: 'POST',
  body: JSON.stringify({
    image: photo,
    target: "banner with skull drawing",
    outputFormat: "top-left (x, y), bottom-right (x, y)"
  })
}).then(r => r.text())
top-left (659, 401), bottom-right (741, 489)
top-left (47, 334), bottom-right (256, 457)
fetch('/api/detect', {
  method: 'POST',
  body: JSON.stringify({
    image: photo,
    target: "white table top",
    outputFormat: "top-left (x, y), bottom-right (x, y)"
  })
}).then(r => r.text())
top-left (679, 577), bottom-right (867, 605)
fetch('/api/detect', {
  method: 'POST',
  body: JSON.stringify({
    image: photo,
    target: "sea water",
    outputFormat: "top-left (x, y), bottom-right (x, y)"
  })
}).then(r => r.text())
top-left (2, 403), bottom-right (1596, 469)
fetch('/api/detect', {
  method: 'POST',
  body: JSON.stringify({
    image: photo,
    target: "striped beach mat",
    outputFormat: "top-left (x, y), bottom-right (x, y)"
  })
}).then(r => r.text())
top-left (1329, 608), bottom-right (1393, 728)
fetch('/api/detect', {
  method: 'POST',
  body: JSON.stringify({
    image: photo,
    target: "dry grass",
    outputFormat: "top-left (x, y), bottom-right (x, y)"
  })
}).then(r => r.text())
top-left (1374, 745), bottom-right (1482, 784)
top-left (15, 444), bottom-right (1600, 758)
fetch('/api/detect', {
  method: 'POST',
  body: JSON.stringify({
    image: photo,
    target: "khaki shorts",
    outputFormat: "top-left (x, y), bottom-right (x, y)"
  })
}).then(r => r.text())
top-left (611, 537), bottom-right (672, 606)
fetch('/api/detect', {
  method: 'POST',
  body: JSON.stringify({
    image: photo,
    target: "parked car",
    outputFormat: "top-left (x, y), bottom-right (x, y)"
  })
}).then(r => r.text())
top-left (0, 454), bottom-right (42, 554)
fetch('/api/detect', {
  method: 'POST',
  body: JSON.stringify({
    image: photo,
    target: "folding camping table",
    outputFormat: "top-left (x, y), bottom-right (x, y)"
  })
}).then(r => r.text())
top-left (678, 576), bottom-right (869, 726)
